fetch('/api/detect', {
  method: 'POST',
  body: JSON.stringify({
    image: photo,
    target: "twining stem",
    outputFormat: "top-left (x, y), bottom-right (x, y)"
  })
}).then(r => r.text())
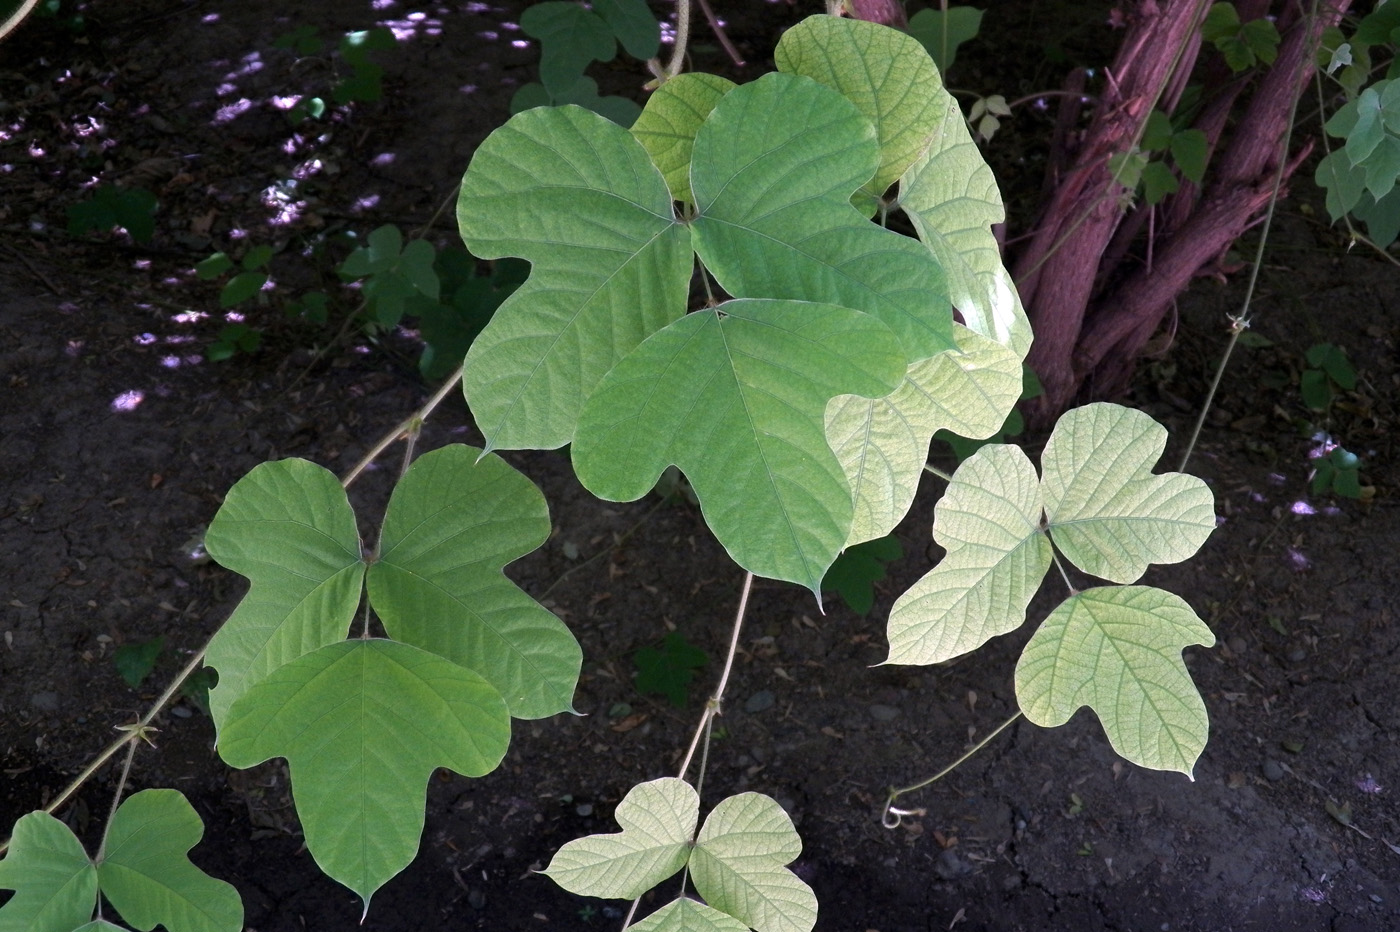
top-left (94, 737), bottom-right (140, 865)
top-left (665, 0), bottom-right (692, 78)
top-left (343, 363), bottom-right (464, 486)
top-left (881, 710), bottom-right (1023, 828)
top-left (922, 462), bottom-right (953, 482)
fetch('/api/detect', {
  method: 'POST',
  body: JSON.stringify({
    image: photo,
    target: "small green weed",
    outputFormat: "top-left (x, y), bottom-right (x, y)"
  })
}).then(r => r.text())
top-left (1300, 342), bottom-right (1357, 411)
top-left (67, 184), bottom-right (157, 243)
top-left (822, 534), bottom-right (902, 616)
top-left (634, 631), bottom-right (708, 707)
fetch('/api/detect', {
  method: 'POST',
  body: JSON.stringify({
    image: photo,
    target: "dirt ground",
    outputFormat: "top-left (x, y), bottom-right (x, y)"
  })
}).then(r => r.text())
top-left (2, 2), bottom-right (1398, 931)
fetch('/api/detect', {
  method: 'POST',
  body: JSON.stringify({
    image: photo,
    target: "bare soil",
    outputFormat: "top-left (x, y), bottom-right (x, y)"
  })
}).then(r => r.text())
top-left (2, 3), bottom-right (1398, 931)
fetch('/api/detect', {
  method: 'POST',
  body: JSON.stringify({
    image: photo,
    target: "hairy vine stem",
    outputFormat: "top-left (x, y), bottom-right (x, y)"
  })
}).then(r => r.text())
top-left (882, 711), bottom-right (1024, 828)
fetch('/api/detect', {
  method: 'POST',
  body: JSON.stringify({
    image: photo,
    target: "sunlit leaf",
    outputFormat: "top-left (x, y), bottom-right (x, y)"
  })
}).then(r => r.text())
top-left (628, 898), bottom-right (751, 932)
top-left (203, 459), bottom-right (365, 731)
top-left (97, 790), bottom-right (242, 932)
top-left (690, 72), bottom-right (953, 359)
top-left (572, 299), bottom-right (904, 593)
top-left (885, 444), bottom-right (1051, 665)
top-left (1015, 586), bottom-right (1215, 776)
top-left (0, 811), bottom-right (96, 932)
top-left (690, 793), bottom-right (816, 932)
top-left (541, 777), bottom-right (698, 899)
top-left (630, 72), bottom-right (736, 205)
top-left (1041, 403), bottom-right (1216, 584)
top-left (220, 639), bottom-right (510, 908)
top-left (368, 445), bottom-right (581, 719)
top-left (825, 325), bottom-right (1023, 546)
top-left (458, 104), bottom-right (691, 450)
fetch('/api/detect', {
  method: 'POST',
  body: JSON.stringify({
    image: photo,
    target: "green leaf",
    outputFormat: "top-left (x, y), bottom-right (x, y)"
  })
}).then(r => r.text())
top-left (203, 459), bottom-right (365, 731)
top-left (689, 71), bottom-right (953, 360)
top-left (367, 223), bottom-right (402, 267)
top-left (72, 922), bottom-right (128, 932)
top-left (541, 777), bottom-right (698, 899)
top-left (1347, 87), bottom-right (1386, 165)
top-left (0, 811), bottom-right (97, 932)
top-left (511, 75), bottom-right (642, 127)
top-left (1315, 148), bottom-right (1367, 220)
top-left (458, 104), bottom-right (691, 450)
top-left (241, 244), bottom-right (273, 271)
top-left (1306, 343), bottom-right (1357, 389)
top-left (905, 6), bottom-right (983, 75)
top-left (630, 72), bottom-right (736, 205)
top-left (593, 0), bottom-right (659, 60)
top-left (399, 239), bottom-right (440, 299)
top-left (1353, 185), bottom-right (1400, 247)
top-left (825, 325), bottom-right (1023, 546)
top-left (219, 271), bottom-right (266, 308)
top-left (97, 790), bottom-right (242, 932)
top-left (628, 899), bottom-right (751, 932)
top-left (885, 444), bottom-right (1052, 665)
top-left (774, 14), bottom-right (947, 202)
top-left (1041, 403), bottom-right (1216, 584)
top-left (634, 631), bottom-right (708, 707)
top-left (1141, 160), bottom-right (1179, 205)
top-left (113, 636), bottom-right (164, 688)
top-left (1141, 110), bottom-right (1173, 152)
top-left (1170, 129), bottom-right (1208, 183)
top-left (821, 534), bottom-right (902, 615)
top-left (519, 2), bottom-right (617, 95)
top-left (1300, 367), bottom-right (1332, 410)
top-left (195, 252), bottom-right (233, 280)
top-left (219, 639), bottom-right (510, 907)
top-left (896, 86), bottom-right (1032, 357)
top-left (66, 185), bottom-right (157, 243)
top-left (367, 445), bottom-right (581, 719)
top-left (1363, 136), bottom-right (1400, 199)
top-left (1014, 586), bottom-right (1215, 776)
top-left (690, 793), bottom-right (816, 932)
top-left (572, 299), bottom-right (904, 594)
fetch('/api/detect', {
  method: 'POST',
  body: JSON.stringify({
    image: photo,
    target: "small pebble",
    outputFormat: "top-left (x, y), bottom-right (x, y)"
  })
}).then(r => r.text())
top-left (744, 690), bottom-right (775, 713)
top-left (1262, 759), bottom-right (1285, 782)
top-left (868, 704), bottom-right (901, 722)
top-left (575, 802), bottom-right (593, 817)
top-left (170, 705), bottom-right (192, 719)
top-left (1287, 646), bottom-right (1308, 663)
top-left (29, 691), bottom-right (59, 712)
top-left (934, 848), bottom-right (971, 880)
top-left (468, 888), bottom-right (486, 910)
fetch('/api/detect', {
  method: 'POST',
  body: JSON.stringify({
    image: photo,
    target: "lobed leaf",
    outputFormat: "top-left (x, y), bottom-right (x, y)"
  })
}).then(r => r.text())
top-left (630, 72), bottom-right (736, 206)
top-left (629, 898), bottom-right (751, 932)
top-left (1014, 586), bottom-right (1215, 776)
top-left (0, 811), bottom-right (97, 932)
top-left (690, 793), bottom-right (816, 932)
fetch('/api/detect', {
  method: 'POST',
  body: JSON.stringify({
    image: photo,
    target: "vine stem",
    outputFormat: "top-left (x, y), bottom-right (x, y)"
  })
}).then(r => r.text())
top-left (342, 363), bottom-right (464, 487)
top-left (664, 0), bottom-right (692, 78)
top-left (881, 710), bottom-right (1023, 828)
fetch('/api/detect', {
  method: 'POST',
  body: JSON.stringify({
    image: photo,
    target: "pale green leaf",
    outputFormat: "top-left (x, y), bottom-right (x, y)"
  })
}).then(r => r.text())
top-left (1042, 403), bottom-right (1216, 584)
top-left (540, 777), bottom-right (697, 899)
top-left (1014, 586), bottom-right (1216, 776)
top-left (825, 325), bottom-right (1023, 546)
top-left (368, 445), bottom-right (581, 719)
top-left (71, 922), bottom-right (128, 931)
top-left (690, 793), bottom-right (816, 932)
top-left (572, 299), bottom-right (904, 593)
top-left (629, 898), bottom-right (751, 932)
top-left (897, 87), bottom-right (1032, 358)
top-left (885, 444), bottom-right (1052, 665)
top-left (690, 72), bottom-right (953, 359)
top-left (774, 14), bottom-right (946, 202)
top-left (219, 640), bottom-right (511, 907)
top-left (97, 790), bottom-right (242, 932)
top-left (458, 104), bottom-right (691, 450)
top-left (0, 811), bottom-right (97, 932)
top-left (630, 72), bottom-right (736, 205)
top-left (203, 458), bottom-right (365, 731)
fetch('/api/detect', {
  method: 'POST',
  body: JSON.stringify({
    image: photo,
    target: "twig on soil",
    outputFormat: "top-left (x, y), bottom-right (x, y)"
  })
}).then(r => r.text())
top-left (0, 242), bottom-right (63, 295)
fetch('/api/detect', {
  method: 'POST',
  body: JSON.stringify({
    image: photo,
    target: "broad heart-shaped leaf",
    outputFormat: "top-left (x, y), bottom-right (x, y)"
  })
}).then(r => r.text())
top-left (897, 85), bottom-right (1032, 358)
top-left (219, 639), bottom-right (510, 907)
top-left (367, 444), bottom-right (580, 719)
top-left (572, 299), bottom-right (905, 594)
top-left (97, 789), bottom-right (242, 932)
top-left (774, 14), bottom-right (945, 204)
top-left (0, 811), bottom-right (97, 932)
top-left (630, 72), bottom-right (736, 206)
top-left (885, 444), bottom-right (1052, 666)
top-left (594, 0), bottom-right (660, 60)
top-left (519, 1), bottom-right (617, 96)
top-left (691, 793), bottom-right (816, 932)
top-left (690, 71), bottom-right (953, 360)
top-left (203, 458), bottom-right (365, 732)
top-left (1014, 586), bottom-right (1216, 777)
top-left (1041, 403), bottom-right (1215, 584)
top-left (458, 104), bottom-right (691, 450)
top-left (540, 777), bottom-right (697, 899)
top-left (629, 898), bottom-right (751, 932)
top-left (825, 325), bottom-right (1023, 546)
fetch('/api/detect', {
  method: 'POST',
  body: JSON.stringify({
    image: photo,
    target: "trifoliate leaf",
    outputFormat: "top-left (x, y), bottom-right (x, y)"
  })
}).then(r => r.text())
top-left (203, 458), bottom-right (365, 731)
top-left (630, 72), bottom-right (736, 205)
top-left (368, 445), bottom-right (579, 718)
top-left (897, 85), bottom-right (1032, 357)
top-left (691, 793), bottom-right (816, 932)
top-left (97, 790), bottom-right (242, 932)
top-left (572, 299), bottom-right (905, 594)
top-left (1014, 586), bottom-right (1215, 776)
top-left (0, 811), bottom-right (97, 932)
top-left (885, 444), bottom-right (1052, 665)
top-left (541, 777), bottom-right (698, 899)
top-left (774, 14), bottom-right (946, 203)
top-left (1041, 403), bottom-right (1216, 584)
top-left (629, 898), bottom-right (751, 932)
top-left (458, 104), bottom-right (691, 450)
top-left (219, 639), bottom-right (511, 908)
top-left (825, 325), bottom-right (1023, 546)
top-left (690, 71), bottom-right (953, 360)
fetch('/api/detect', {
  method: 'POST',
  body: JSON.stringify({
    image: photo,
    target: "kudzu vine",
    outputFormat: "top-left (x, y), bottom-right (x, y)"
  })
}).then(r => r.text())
top-left (2, 12), bottom-right (1224, 932)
